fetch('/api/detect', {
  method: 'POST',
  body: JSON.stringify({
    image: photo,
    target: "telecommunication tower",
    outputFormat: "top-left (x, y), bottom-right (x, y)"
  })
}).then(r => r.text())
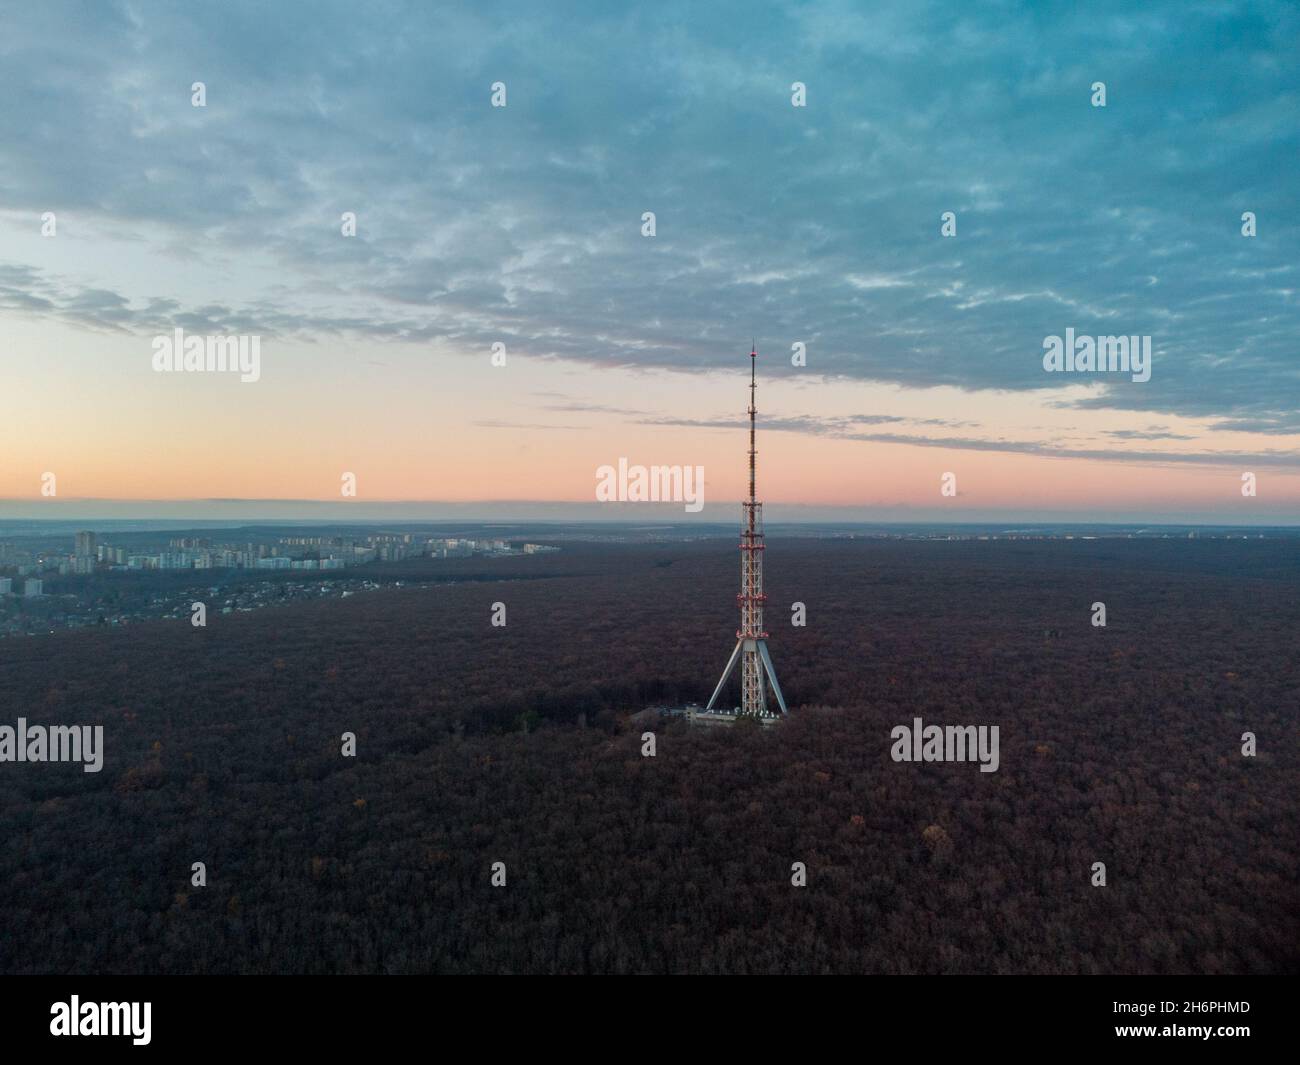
top-left (705, 345), bottom-right (788, 718)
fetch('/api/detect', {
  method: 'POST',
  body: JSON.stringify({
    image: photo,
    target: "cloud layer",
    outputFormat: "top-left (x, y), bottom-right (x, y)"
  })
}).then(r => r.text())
top-left (2, 0), bottom-right (1296, 436)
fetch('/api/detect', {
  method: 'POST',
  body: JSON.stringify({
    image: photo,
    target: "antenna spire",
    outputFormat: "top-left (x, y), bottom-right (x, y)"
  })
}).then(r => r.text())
top-left (748, 343), bottom-right (757, 504)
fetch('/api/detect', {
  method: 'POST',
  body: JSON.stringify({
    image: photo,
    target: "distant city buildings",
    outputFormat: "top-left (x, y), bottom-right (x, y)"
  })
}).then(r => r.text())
top-left (0, 529), bottom-right (563, 638)
top-left (1, 533), bottom-right (562, 579)
top-left (0, 531), bottom-right (560, 638)
top-left (18, 531), bottom-right (541, 575)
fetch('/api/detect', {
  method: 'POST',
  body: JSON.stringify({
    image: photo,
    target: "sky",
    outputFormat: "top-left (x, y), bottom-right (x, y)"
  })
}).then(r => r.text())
top-left (1, 0), bottom-right (1297, 523)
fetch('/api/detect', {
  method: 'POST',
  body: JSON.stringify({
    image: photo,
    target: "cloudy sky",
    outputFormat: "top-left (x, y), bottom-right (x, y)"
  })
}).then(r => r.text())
top-left (1, 0), bottom-right (1297, 522)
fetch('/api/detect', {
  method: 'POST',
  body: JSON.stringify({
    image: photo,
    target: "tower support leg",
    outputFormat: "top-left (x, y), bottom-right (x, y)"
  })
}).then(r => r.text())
top-left (757, 640), bottom-right (788, 714)
top-left (706, 639), bottom-right (744, 710)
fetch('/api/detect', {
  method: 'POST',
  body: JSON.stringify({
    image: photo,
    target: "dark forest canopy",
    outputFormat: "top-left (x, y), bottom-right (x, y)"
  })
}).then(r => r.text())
top-left (0, 538), bottom-right (1296, 974)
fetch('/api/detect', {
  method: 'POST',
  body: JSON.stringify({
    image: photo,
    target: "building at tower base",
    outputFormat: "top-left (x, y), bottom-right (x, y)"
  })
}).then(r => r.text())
top-left (686, 704), bottom-right (781, 727)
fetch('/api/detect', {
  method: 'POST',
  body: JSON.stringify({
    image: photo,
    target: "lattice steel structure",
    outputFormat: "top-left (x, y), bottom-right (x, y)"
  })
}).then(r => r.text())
top-left (706, 345), bottom-right (789, 718)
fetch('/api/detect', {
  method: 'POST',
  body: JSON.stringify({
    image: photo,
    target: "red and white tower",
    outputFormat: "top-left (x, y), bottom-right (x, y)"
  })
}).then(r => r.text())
top-left (706, 345), bottom-right (789, 717)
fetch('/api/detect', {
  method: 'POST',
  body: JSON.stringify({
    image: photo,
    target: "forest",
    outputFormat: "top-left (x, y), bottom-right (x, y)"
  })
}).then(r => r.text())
top-left (0, 535), bottom-right (1296, 974)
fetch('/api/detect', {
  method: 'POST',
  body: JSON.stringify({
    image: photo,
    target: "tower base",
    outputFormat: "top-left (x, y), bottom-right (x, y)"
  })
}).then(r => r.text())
top-left (705, 637), bottom-right (789, 716)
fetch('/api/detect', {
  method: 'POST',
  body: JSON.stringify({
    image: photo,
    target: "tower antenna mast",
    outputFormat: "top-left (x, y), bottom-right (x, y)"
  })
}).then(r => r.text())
top-left (706, 344), bottom-right (789, 717)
